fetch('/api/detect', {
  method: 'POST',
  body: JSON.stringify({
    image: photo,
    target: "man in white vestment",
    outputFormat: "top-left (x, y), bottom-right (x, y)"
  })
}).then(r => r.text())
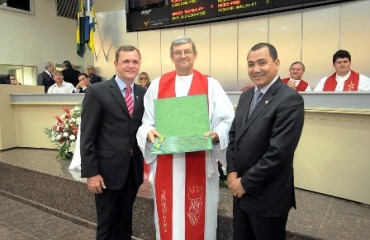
top-left (137, 36), bottom-right (234, 240)
top-left (314, 49), bottom-right (370, 91)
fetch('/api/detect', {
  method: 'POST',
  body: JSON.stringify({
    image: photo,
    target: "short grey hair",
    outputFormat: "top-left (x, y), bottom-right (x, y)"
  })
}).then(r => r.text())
top-left (44, 61), bottom-right (54, 69)
top-left (170, 36), bottom-right (197, 57)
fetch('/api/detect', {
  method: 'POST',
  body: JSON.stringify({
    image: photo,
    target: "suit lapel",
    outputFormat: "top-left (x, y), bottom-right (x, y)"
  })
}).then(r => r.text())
top-left (108, 79), bottom-right (130, 116)
top-left (240, 90), bottom-right (254, 126)
top-left (236, 80), bottom-right (282, 143)
top-left (132, 84), bottom-right (143, 117)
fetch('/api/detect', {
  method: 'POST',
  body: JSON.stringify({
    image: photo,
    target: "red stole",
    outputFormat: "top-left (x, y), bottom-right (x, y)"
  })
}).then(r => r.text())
top-left (281, 78), bottom-right (309, 91)
top-left (296, 80), bottom-right (309, 91)
top-left (156, 70), bottom-right (208, 240)
top-left (323, 70), bottom-right (359, 91)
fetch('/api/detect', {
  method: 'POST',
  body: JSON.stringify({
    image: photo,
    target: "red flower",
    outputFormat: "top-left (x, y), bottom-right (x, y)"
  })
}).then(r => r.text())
top-left (71, 125), bottom-right (78, 135)
top-left (63, 107), bottom-right (70, 114)
top-left (55, 115), bottom-right (63, 124)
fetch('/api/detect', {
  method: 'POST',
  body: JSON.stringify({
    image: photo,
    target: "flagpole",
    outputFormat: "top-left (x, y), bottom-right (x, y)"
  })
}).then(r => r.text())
top-left (95, 18), bottom-right (108, 62)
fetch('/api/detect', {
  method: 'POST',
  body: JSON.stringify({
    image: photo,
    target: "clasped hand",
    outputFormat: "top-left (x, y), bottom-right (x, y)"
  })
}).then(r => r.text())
top-left (87, 175), bottom-right (106, 194)
top-left (287, 80), bottom-right (297, 90)
top-left (227, 172), bottom-right (246, 198)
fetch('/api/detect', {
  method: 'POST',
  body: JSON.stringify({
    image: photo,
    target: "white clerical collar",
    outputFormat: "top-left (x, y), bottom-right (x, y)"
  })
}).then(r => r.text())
top-left (336, 71), bottom-right (351, 81)
top-left (176, 73), bottom-right (193, 82)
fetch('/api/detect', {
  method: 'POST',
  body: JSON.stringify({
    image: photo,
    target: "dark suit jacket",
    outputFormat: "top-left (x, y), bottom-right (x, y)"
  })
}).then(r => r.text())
top-left (80, 78), bottom-right (146, 190)
top-left (62, 68), bottom-right (80, 86)
top-left (90, 74), bottom-right (103, 84)
top-left (227, 79), bottom-right (304, 217)
top-left (0, 74), bottom-right (10, 84)
top-left (37, 71), bottom-right (54, 93)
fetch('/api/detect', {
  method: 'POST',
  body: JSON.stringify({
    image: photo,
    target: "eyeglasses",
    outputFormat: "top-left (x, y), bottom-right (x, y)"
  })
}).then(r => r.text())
top-left (139, 77), bottom-right (148, 80)
top-left (173, 50), bottom-right (193, 57)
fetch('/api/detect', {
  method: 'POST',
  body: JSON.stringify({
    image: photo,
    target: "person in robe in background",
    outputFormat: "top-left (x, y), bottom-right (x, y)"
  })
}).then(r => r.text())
top-left (281, 61), bottom-right (311, 91)
top-left (314, 50), bottom-right (370, 91)
top-left (136, 36), bottom-right (234, 240)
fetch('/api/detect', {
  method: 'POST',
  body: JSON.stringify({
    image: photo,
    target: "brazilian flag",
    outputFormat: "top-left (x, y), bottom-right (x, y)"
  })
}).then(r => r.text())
top-left (76, 0), bottom-right (95, 57)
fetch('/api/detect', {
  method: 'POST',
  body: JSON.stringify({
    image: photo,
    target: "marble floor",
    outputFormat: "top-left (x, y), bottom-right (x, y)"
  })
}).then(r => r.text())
top-left (1, 148), bottom-right (370, 239)
top-left (0, 195), bottom-right (95, 240)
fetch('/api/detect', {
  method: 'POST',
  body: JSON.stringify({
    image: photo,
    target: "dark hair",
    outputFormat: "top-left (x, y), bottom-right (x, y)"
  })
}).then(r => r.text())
top-left (250, 43), bottom-right (278, 61)
top-left (115, 45), bottom-right (141, 62)
top-left (290, 61), bottom-right (305, 71)
top-left (333, 50), bottom-right (351, 63)
top-left (78, 73), bottom-right (89, 79)
top-left (63, 60), bottom-right (72, 68)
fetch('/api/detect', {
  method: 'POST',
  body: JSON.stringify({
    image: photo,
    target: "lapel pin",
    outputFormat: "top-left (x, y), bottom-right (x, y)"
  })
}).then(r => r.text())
top-left (265, 100), bottom-right (269, 104)
top-left (136, 96), bottom-right (139, 99)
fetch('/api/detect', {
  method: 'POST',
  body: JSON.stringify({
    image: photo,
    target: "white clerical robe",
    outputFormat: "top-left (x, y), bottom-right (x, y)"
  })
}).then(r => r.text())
top-left (314, 71), bottom-right (370, 91)
top-left (137, 74), bottom-right (234, 240)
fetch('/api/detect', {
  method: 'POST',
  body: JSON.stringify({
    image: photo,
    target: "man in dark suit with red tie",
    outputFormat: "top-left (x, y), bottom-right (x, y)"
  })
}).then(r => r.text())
top-left (80, 45), bottom-right (146, 240)
top-left (227, 43), bottom-right (304, 240)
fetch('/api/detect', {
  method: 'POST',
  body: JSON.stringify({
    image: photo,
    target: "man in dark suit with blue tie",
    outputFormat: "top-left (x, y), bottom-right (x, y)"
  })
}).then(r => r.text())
top-left (227, 43), bottom-right (304, 240)
top-left (80, 45), bottom-right (146, 240)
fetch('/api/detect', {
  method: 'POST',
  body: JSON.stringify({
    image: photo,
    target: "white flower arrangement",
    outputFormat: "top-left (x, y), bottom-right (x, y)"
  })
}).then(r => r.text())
top-left (45, 106), bottom-right (81, 160)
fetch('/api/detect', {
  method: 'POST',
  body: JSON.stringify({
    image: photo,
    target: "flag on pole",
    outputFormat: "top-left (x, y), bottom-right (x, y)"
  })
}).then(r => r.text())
top-left (86, 0), bottom-right (96, 53)
top-left (76, 0), bottom-right (96, 57)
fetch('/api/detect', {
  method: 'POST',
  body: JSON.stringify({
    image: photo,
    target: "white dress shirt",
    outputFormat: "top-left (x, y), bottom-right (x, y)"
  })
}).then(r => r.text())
top-left (47, 81), bottom-right (75, 94)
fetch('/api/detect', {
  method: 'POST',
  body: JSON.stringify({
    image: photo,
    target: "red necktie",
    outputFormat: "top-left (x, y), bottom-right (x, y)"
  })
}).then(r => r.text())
top-left (124, 86), bottom-right (134, 116)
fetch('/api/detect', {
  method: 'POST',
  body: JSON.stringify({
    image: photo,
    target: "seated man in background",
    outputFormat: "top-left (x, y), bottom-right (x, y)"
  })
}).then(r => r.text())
top-left (74, 73), bottom-right (91, 93)
top-left (9, 75), bottom-right (22, 85)
top-left (314, 50), bottom-right (370, 91)
top-left (47, 70), bottom-right (74, 94)
top-left (281, 61), bottom-right (311, 91)
top-left (138, 71), bottom-right (150, 89)
top-left (86, 65), bottom-right (102, 84)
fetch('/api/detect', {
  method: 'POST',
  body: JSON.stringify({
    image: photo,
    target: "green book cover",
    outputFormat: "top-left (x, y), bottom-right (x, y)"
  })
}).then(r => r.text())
top-left (151, 94), bottom-right (212, 154)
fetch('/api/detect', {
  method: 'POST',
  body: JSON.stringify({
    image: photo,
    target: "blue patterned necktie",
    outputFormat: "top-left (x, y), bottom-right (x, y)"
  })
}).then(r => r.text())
top-left (248, 90), bottom-right (263, 117)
